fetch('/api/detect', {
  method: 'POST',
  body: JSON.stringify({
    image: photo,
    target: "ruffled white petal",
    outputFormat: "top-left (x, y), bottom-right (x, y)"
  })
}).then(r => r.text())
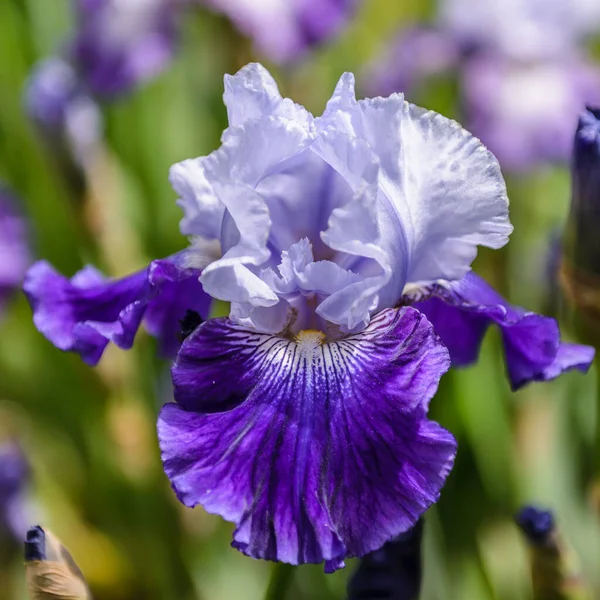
top-left (223, 62), bottom-right (313, 130)
top-left (199, 116), bottom-right (314, 308)
top-left (320, 72), bottom-right (512, 286)
top-left (169, 158), bottom-right (224, 238)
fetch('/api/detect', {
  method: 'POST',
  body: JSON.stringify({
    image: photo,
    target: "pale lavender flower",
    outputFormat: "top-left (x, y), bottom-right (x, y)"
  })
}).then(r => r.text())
top-left (0, 190), bottom-right (30, 318)
top-left (204, 0), bottom-right (360, 63)
top-left (367, 0), bottom-right (600, 170)
top-left (365, 27), bottom-right (460, 99)
top-left (25, 64), bottom-right (593, 571)
top-left (25, 57), bottom-right (102, 162)
top-left (441, 0), bottom-right (600, 61)
top-left (462, 52), bottom-right (600, 171)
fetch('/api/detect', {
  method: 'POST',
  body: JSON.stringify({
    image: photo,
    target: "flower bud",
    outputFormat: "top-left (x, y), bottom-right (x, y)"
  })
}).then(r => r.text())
top-left (24, 526), bottom-right (91, 600)
top-left (515, 506), bottom-right (591, 600)
top-left (561, 107), bottom-right (600, 324)
top-left (346, 519), bottom-right (423, 600)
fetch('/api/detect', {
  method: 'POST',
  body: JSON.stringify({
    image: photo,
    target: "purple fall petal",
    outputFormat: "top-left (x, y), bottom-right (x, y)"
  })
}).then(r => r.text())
top-left (415, 272), bottom-right (594, 390)
top-left (23, 254), bottom-right (210, 365)
top-left (159, 307), bottom-right (455, 569)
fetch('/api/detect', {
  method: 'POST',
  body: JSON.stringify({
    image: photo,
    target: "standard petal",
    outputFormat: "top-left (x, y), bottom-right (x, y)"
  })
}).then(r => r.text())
top-left (23, 254), bottom-right (210, 365)
top-left (199, 116), bottom-right (313, 308)
top-left (223, 63), bottom-right (313, 129)
top-left (319, 74), bottom-right (512, 286)
top-left (169, 158), bottom-right (224, 239)
top-left (161, 307), bottom-right (455, 568)
top-left (414, 272), bottom-right (595, 390)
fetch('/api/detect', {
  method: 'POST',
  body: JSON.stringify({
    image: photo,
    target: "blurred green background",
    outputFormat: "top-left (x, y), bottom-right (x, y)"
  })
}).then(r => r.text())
top-left (1, 0), bottom-right (599, 599)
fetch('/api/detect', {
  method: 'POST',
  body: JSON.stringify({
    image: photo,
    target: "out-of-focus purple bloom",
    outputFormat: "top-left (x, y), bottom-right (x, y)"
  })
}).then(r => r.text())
top-left (0, 190), bottom-right (30, 318)
top-left (462, 53), bottom-right (600, 171)
top-left (25, 57), bottom-right (102, 162)
top-left (26, 64), bottom-right (594, 571)
top-left (24, 252), bottom-right (211, 365)
top-left (441, 0), bottom-right (600, 61)
top-left (204, 0), bottom-right (360, 63)
top-left (0, 443), bottom-right (29, 542)
top-left (367, 0), bottom-right (600, 170)
top-left (365, 27), bottom-right (460, 98)
top-left (71, 0), bottom-right (180, 98)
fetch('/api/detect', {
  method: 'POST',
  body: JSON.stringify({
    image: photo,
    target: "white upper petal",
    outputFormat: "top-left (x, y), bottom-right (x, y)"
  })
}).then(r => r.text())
top-left (223, 62), bottom-right (313, 130)
top-left (169, 63), bottom-right (513, 335)
top-left (319, 72), bottom-right (512, 287)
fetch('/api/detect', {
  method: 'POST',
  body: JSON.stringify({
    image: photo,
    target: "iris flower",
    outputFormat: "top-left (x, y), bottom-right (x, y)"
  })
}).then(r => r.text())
top-left (71, 0), bottom-right (180, 98)
top-left (203, 0), bottom-right (360, 64)
top-left (366, 0), bottom-right (600, 170)
top-left (24, 64), bottom-right (594, 570)
top-left (0, 190), bottom-right (30, 319)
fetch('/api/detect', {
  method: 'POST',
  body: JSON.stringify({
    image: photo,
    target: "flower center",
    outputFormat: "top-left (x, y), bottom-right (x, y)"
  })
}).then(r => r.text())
top-left (295, 329), bottom-right (326, 348)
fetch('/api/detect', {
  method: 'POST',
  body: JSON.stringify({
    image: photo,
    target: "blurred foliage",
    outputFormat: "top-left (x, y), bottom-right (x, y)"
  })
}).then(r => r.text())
top-left (0, 0), bottom-right (599, 599)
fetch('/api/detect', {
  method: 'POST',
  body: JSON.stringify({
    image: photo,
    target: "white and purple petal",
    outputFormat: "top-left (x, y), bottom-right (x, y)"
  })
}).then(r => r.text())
top-left (159, 307), bottom-right (456, 569)
top-left (414, 272), bottom-right (595, 390)
top-left (23, 253), bottom-right (210, 365)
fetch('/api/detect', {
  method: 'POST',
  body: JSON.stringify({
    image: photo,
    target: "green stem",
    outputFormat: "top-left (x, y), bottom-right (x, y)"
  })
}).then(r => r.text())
top-left (264, 563), bottom-right (295, 600)
top-left (595, 355), bottom-right (600, 479)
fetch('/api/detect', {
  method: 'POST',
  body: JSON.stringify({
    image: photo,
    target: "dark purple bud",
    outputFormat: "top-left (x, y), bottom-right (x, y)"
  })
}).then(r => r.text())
top-left (346, 519), bottom-right (423, 600)
top-left (562, 107), bottom-right (600, 323)
top-left (515, 505), bottom-right (554, 546)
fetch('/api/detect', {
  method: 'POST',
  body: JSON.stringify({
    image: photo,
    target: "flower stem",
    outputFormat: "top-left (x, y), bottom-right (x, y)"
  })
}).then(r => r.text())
top-left (264, 563), bottom-right (295, 600)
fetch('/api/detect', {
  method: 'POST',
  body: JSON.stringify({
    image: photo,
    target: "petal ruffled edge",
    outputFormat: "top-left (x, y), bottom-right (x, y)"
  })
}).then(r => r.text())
top-left (415, 272), bottom-right (595, 390)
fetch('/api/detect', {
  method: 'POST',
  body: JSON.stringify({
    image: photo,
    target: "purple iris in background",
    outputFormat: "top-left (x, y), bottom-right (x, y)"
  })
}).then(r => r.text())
top-left (366, 0), bottom-right (600, 170)
top-left (25, 0), bottom-right (180, 161)
top-left (71, 0), bottom-right (180, 98)
top-left (24, 64), bottom-right (594, 570)
top-left (204, 0), bottom-right (360, 63)
top-left (0, 190), bottom-right (30, 318)
top-left (0, 443), bottom-right (30, 543)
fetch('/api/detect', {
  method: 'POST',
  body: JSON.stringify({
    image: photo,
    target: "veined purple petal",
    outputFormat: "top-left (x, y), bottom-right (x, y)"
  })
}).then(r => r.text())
top-left (23, 254), bottom-right (210, 365)
top-left (159, 307), bottom-right (455, 569)
top-left (0, 190), bottom-right (30, 317)
top-left (414, 272), bottom-right (594, 390)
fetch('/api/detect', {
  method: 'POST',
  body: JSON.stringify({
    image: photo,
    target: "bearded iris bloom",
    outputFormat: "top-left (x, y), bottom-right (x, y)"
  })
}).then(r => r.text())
top-left (24, 64), bottom-right (594, 570)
